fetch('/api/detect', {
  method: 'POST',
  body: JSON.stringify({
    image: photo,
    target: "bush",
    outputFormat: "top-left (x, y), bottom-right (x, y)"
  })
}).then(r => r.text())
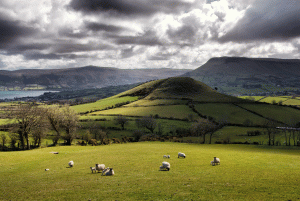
top-left (132, 130), bottom-right (144, 142)
top-left (89, 139), bottom-right (97, 146)
top-left (112, 138), bottom-right (121, 144)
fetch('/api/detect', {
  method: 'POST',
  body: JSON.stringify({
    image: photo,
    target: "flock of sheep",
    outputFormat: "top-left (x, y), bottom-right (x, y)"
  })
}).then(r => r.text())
top-left (160, 152), bottom-right (220, 171)
top-left (46, 153), bottom-right (220, 175)
top-left (64, 161), bottom-right (114, 176)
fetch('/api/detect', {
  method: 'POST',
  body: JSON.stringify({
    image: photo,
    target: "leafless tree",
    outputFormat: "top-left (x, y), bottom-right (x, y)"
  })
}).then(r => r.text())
top-left (9, 103), bottom-right (45, 150)
top-left (60, 105), bottom-right (79, 145)
top-left (114, 115), bottom-right (129, 130)
top-left (191, 119), bottom-right (217, 144)
top-left (137, 115), bottom-right (157, 134)
top-left (46, 105), bottom-right (63, 145)
top-left (263, 120), bottom-right (277, 146)
top-left (1, 133), bottom-right (7, 150)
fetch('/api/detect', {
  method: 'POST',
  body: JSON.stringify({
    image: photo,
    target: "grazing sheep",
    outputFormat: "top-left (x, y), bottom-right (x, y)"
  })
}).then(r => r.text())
top-left (178, 152), bottom-right (186, 158)
top-left (68, 161), bottom-right (74, 167)
top-left (160, 161), bottom-right (170, 171)
top-left (163, 155), bottom-right (170, 158)
top-left (102, 167), bottom-right (110, 175)
top-left (210, 161), bottom-right (215, 166)
top-left (102, 167), bottom-right (114, 176)
top-left (45, 169), bottom-right (49, 171)
top-left (90, 167), bottom-right (97, 173)
top-left (95, 164), bottom-right (105, 173)
top-left (212, 157), bottom-right (220, 165)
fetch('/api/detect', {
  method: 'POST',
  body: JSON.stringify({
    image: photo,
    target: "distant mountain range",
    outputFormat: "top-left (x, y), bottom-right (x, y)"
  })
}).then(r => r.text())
top-left (0, 66), bottom-right (191, 90)
top-left (183, 57), bottom-right (300, 95)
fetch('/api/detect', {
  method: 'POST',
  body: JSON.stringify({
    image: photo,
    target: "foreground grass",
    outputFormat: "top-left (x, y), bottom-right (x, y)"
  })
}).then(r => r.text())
top-left (1, 142), bottom-right (300, 200)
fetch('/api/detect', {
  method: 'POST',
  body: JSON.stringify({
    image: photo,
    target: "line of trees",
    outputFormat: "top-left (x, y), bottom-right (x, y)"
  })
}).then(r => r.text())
top-left (8, 103), bottom-right (79, 150)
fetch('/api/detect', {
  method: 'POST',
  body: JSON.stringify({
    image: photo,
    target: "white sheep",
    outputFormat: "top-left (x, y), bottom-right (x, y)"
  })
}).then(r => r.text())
top-left (68, 161), bottom-right (74, 167)
top-left (90, 167), bottom-right (97, 173)
top-left (163, 155), bottom-right (170, 158)
top-left (178, 152), bottom-right (186, 158)
top-left (45, 169), bottom-right (49, 171)
top-left (212, 157), bottom-right (220, 165)
top-left (102, 167), bottom-right (114, 176)
top-left (95, 164), bottom-right (105, 173)
top-left (160, 161), bottom-right (170, 171)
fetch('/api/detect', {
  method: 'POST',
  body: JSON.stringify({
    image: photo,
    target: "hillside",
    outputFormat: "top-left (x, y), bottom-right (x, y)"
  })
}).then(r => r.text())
top-left (183, 57), bottom-right (300, 95)
top-left (0, 66), bottom-right (191, 90)
top-left (74, 77), bottom-right (300, 130)
top-left (117, 77), bottom-right (242, 102)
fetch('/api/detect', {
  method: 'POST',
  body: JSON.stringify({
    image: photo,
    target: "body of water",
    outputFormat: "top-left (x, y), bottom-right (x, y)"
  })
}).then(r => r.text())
top-left (0, 91), bottom-right (58, 100)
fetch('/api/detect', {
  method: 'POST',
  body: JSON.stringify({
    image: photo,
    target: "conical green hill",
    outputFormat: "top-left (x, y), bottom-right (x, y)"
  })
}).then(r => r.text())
top-left (118, 77), bottom-right (243, 102)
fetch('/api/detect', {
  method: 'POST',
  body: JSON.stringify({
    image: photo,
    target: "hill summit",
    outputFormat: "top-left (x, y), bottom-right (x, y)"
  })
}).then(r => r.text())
top-left (119, 77), bottom-right (242, 102)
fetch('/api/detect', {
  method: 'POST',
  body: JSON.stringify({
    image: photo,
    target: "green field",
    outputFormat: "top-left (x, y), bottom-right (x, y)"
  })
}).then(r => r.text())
top-left (71, 96), bottom-right (139, 113)
top-left (1, 142), bottom-right (300, 200)
top-left (238, 103), bottom-right (300, 125)
top-left (194, 103), bottom-right (266, 125)
top-left (92, 105), bottom-right (195, 119)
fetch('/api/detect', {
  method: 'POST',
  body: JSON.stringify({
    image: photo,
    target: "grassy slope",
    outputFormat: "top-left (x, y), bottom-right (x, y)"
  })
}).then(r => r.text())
top-left (71, 78), bottom-right (300, 142)
top-left (1, 142), bottom-right (300, 201)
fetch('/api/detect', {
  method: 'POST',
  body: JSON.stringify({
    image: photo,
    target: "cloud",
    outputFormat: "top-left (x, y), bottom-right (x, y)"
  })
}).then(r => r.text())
top-left (85, 21), bottom-right (125, 33)
top-left (68, 0), bottom-right (195, 17)
top-left (111, 30), bottom-right (163, 46)
top-left (0, 19), bottom-right (37, 48)
top-left (219, 0), bottom-right (300, 42)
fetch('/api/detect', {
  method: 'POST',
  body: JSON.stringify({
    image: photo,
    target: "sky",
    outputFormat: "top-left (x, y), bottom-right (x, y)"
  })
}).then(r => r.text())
top-left (0, 0), bottom-right (300, 70)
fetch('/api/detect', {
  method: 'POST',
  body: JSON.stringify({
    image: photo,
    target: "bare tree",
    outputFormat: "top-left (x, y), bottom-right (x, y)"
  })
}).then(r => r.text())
top-left (1, 133), bottom-right (7, 150)
top-left (137, 116), bottom-right (157, 134)
top-left (46, 105), bottom-right (63, 145)
top-left (114, 115), bottom-right (129, 130)
top-left (263, 120), bottom-right (277, 146)
top-left (9, 103), bottom-right (45, 150)
top-left (191, 119), bottom-right (217, 144)
top-left (60, 105), bottom-right (79, 145)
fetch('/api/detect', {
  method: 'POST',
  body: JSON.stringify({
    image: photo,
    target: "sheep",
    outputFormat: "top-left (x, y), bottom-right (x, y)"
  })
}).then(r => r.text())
top-left (102, 167), bottom-right (114, 176)
top-left (95, 164), bottom-right (105, 173)
top-left (160, 161), bottom-right (170, 171)
top-left (178, 152), bottom-right (186, 158)
top-left (102, 167), bottom-right (110, 175)
top-left (45, 169), bottom-right (49, 171)
top-left (68, 161), bottom-right (74, 167)
top-left (90, 167), bottom-right (97, 173)
top-left (211, 157), bottom-right (220, 165)
top-left (163, 155), bottom-right (170, 158)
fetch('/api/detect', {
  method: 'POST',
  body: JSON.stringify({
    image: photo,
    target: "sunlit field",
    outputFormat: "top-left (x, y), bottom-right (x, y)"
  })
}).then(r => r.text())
top-left (1, 142), bottom-right (300, 201)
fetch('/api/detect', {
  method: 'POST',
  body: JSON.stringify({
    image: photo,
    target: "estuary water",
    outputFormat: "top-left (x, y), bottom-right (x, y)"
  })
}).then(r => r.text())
top-left (0, 91), bottom-right (57, 100)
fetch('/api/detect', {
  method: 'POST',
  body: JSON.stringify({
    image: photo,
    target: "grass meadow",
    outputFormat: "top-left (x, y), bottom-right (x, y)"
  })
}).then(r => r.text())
top-left (1, 142), bottom-right (300, 201)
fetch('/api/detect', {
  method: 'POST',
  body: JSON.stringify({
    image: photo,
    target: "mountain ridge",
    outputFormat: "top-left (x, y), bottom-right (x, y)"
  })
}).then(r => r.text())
top-left (0, 66), bottom-right (191, 90)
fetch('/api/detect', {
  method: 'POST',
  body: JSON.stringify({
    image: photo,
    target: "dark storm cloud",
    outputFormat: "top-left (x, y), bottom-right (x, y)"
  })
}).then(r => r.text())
top-left (85, 22), bottom-right (125, 33)
top-left (120, 46), bottom-right (135, 59)
top-left (7, 43), bottom-right (50, 54)
top-left (68, 0), bottom-right (194, 17)
top-left (167, 25), bottom-right (197, 45)
top-left (218, 0), bottom-right (300, 43)
top-left (111, 30), bottom-right (163, 46)
top-left (148, 48), bottom-right (179, 60)
top-left (0, 19), bottom-right (37, 48)
top-left (23, 53), bottom-right (62, 60)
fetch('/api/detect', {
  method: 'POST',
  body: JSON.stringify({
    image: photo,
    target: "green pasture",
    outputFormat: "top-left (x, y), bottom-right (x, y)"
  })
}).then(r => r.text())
top-left (71, 96), bottom-right (139, 113)
top-left (1, 142), bottom-right (300, 200)
top-left (238, 103), bottom-right (300, 125)
top-left (259, 96), bottom-right (290, 104)
top-left (124, 99), bottom-right (188, 107)
top-left (194, 103), bottom-right (266, 125)
top-left (92, 105), bottom-right (195, 119)
top-left (283, 98), bottom-right (300, 106)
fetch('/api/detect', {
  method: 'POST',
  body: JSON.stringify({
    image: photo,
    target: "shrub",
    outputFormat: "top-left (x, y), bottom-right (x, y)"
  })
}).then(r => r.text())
top-left (89, 139), bottom-right (97, 146)
top-left (112, 138), bottom-right (121, 144)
